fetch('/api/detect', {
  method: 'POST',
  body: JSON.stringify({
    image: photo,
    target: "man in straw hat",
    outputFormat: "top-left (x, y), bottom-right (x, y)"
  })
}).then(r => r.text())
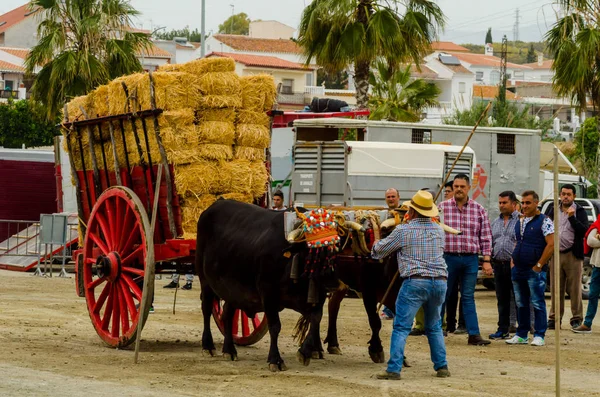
top-left (371, 190), bottom-right (449, 380)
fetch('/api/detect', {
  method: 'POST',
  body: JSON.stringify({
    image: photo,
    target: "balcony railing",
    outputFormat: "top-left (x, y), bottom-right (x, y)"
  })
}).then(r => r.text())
top-left (277, 92), bottom-right (307, 105)
top-left (0, 90), bottom-right (19, 99)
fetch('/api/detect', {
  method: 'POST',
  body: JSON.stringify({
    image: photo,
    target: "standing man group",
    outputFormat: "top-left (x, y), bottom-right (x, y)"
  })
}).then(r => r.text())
top-left (439, 174), bottom-right (492, 346)
top-left (544, 184), bottom-right (589, 330)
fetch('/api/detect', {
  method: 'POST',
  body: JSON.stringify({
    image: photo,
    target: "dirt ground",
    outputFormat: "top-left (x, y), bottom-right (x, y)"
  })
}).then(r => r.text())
top-left (1, 270), bottom-right (599, 397)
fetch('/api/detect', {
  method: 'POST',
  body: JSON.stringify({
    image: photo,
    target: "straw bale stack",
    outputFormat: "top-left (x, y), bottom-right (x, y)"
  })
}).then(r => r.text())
top-left (239, 75), bottom-right (277, 112)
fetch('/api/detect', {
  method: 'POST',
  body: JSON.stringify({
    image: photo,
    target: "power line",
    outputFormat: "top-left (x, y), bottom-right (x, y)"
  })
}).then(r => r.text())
top-left (446, 1), bottom-right (548, 31)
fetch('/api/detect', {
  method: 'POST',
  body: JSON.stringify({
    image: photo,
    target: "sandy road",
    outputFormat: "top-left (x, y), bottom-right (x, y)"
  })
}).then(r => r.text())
top-left (1, 269), bottom-right (599, 396)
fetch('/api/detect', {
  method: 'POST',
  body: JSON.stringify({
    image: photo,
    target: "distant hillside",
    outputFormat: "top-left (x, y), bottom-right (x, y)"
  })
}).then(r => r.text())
top-left (459, 42), bottom-right (551, 65)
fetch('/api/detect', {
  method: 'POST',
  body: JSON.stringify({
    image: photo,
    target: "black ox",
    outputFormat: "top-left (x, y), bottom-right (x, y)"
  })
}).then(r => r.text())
top-left (195, 200), bottom-right (337, 371)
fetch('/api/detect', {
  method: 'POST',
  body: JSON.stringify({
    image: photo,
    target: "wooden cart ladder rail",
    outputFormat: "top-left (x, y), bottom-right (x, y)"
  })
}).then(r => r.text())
top-left (121, 82), bottom-right (154, 219)
top-left (93, 120), bottom-right (111, 189)
top-left (118, 118), bottom-right (135, 188)
top-left (79, 107), bottom-right (102, 201)
top-left (63, 105), bottom-right (89, 238)
top-left (148, 70), bottom-right (177, 239)
top-left (74, 125), bottom-right (95, 223)
top-left (107, 119), bottom-right (123, 186)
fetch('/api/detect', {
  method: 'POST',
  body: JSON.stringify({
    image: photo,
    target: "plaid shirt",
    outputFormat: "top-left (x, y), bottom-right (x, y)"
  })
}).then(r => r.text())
top-left (491, 211), bottom-right (520, 262)
top-left (371, 218), bottom-right (447, 278)
top-left (439, 197), bottom-right (492, 256)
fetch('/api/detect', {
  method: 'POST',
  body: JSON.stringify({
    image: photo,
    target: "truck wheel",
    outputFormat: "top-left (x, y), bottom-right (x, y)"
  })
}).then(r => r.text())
top-left (582, 261), bottom-right (592, 300)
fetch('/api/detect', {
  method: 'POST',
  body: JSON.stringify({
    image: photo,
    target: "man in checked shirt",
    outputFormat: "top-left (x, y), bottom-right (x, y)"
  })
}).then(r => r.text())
top-left (372, 190), bottom-right (449, 380)
top-left (439, 174), bottom-right (493, 346)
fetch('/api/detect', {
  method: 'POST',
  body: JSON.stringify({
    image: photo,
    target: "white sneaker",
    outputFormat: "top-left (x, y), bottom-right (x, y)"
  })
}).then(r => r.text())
top-left (505, 335), bottom-right (528, 345)
top-left (531, 336), bottom-right (545, 346)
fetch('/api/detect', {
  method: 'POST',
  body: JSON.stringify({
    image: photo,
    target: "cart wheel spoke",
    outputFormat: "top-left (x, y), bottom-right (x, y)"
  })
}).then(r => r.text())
top-left (232, 310), bottom-right (240, 336)
top-left (87, 276), bottom-right (107, 290)
top-left (252, 315), bottom-right (261, 329)
top-left (121, 246), bottom-right (144, 268)
top-left (111, 283), bottom-right (120, 338)
top-left (118, 280), bottom-right (137, 327)
top-left (101, 284), bottom-right (115, 331)
top-left (105, 198), bottom-right (118, 251)
top-left (93, 282), bottom-right (112, 315)
top-left (95, 211), bottom-right (114, 251)
top-left (122, 266), bottom-right (144, 277)
top-left (118, 205), bottom-right (135, 252)
top-left (120, 227), bottom-right (141, 258)
top-left (121, 273), bottom-right (143, 301)
top-left (241, 312), bottom-right (250, 336)
top-left (89, 231), bottom-right (110, 256)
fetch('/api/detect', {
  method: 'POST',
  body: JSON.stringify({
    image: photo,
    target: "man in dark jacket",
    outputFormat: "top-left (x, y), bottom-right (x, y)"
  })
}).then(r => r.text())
top-left (544, 184), bottom-right (589, 329)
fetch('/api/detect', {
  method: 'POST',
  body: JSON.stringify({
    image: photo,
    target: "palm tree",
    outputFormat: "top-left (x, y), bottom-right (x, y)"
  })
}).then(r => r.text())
top-left (368, 61), bottom-right (440, 122)
top-left (25, 0), bottom-right (152, 119)
top-left (546, 1), bottom-right (600, 196)
top-left (297, 0), bottom-right (445, 109)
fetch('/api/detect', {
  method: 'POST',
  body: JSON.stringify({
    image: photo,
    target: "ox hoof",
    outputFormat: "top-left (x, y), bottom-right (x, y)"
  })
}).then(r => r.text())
top-left (268, 362), bottom-right (288, 372)
top-left (296, 351), bottom-right (311, 366)
top-left (327, 346), bottom-right (343, 355)
top-left (369, 351), bottom-right (386, 364)
top-left (202, 349), bottom-right (217, 357)
top-left (311, 351), bottom-right (324, 360)
top-left (223, 353), bottom-right (238, 361)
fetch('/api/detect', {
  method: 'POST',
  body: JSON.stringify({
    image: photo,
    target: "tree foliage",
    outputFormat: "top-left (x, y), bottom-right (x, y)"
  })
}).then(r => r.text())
top-left (368, 61), bottom-right (440, 122)
top-left (0, 100), bottom-right (58, 148)
top-left (25, 0), bottom-right (151, 120)
top-left (526, 44), bottom-right (536, 63)
top-left (218, 13), bottom-right (250, 35)
top-left (317, 69), bottom-right (349, 89)
top-left (485, 28), bottom-right (493, 45)
top-left (573, 117), bottom-right (600, 177)
top-left (444, 100), bottom-right (552, 135)
top-left (460, 41), bottom-right (549, 64)
top-left (297, 0), bottom-right (445, 108)
top-left (154, 26), bottom-right (202, 42)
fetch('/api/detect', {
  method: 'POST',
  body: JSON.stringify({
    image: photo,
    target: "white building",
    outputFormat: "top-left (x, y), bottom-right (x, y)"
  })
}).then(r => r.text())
top-left (249, 21), bottom-right (295, 40)
top-left (522, 55), bottom-right (554, 83)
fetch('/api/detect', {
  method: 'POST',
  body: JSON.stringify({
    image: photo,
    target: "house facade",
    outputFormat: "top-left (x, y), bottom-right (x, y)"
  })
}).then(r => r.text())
top-left (207, 52), bottom-right (315, 110)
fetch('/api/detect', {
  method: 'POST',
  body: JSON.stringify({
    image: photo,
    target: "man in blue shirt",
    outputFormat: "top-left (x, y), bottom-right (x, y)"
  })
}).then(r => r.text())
top-left (489, 191), bottom-right (520, 339)
top-left (372, 190), bottom-right (449, 380)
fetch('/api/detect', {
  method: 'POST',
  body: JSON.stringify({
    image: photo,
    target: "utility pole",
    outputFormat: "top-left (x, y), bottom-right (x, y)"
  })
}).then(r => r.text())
top-left (495, 35), bottom-right (508, 121)
top-left (200, 0), bottom-right (206, 57)
top-left (513, 8), bottom-right (520, 42)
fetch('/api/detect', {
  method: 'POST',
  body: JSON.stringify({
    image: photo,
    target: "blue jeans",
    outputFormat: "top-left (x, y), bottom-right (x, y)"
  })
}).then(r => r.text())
top-left (512, 267), bottom-right (547, 338)
top-left (584, 267), bottom-right (600, 328)
top-left (443, 254), bottom-right (480, 335)
top-left (387, 278), bottom-right (447, 374)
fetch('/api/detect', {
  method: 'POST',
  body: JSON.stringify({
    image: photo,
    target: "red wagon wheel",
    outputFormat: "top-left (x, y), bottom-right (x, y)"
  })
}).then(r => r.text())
top-left (212, 300), bottom-right (268, 346)
top-left (82, 186), bottom-right (155, 348)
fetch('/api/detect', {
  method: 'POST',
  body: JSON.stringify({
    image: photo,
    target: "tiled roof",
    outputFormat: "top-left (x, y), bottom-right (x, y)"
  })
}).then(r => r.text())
top-left (207, 52), bottom-right (313, 71)
top-left (522, 59), bottom-right (553, 69)
top-left (409, 64), bottom-right (438, 79)
top-left (443, 64), bottom-right (472, 74)
top-left (139, 43), bottom-right (173, 59)
top-left (0, 47), bottom-right (29, 59)
top-left (127, 27), bottom-right (151, 34)
top-left (431, 42), bottom-right (470, 52)
top-left (0, 4), bottom-right (39, 34)
top-left (473, 85), bottom-right (518, 100)
top-left (507, 81), bottom-right (552, 87)
top-left (446, 52), bottom-right (531, 69)
top-left (0, 59), bottom-right (25, 73)
top-left (213, 34), bottom-right (301, 54)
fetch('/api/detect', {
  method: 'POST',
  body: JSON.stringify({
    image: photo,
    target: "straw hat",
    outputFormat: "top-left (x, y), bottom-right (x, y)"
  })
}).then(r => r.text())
top-left (402, 190), bottom-right (439, 217)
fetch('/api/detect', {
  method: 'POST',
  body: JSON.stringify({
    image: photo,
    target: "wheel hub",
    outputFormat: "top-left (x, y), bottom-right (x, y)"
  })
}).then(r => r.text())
top-left (96, 252), bottom-right (122, 281)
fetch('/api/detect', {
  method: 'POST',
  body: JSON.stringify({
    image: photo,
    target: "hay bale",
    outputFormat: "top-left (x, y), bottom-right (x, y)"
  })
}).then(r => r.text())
top-left (197, 72), bottom-right (241, 97)
top-left (220, 159), bottom-right (253, 194)
top-left (198, 95), bottom-right (242, 109)
top-left (240, 75), bottom-right (277, 112)
top-left (196, 144), bottom-right (233, 161)
top-left (107, 72), bottom-right (202, 115)
top-left (249, 161), bottom-right (268, 198)
top-left (157, 63), bottom-right (184, 73)
top-left (237, 109), bottom-right (270, 127)
top-left (233, 146), bottom-right (265, 161)
top-left (197, 121), bottom-right (235, 145)
top-left (197, 108), bottom-right (236, 123)
top-left (161, 108), bottom-right (196, 128)
top-left (180, 193), bottom-right (218, 238)
top-left (66, 95), bottom-right (89, 123)
top-left (174, 161), bottom-right (222, 195)
top-left (235, 124), bottom-right (270, 148)
top-left (92, 84), bottom-right (110, 117)
top-left (182, 58), bottom-right (236, 75)
top-left (219, 192), bottom-right (253, 203)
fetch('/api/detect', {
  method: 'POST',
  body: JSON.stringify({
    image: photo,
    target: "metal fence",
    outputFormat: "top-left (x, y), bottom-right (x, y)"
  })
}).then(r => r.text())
top-left (0, 220), bottom-right (41, 258)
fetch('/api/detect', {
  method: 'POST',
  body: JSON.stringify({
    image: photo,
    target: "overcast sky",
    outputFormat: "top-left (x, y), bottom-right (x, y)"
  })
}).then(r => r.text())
top-left (2, 0), bottom-right (558, 45)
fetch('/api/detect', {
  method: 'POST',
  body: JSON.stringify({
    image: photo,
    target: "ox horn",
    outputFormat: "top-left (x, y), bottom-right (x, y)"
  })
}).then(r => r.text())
top-left (287, 228), bottom-right (304, 243)
top-left (380, 218), bottom-right (398, 229)
top-left (344, 221), bottom-right (365, 233)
